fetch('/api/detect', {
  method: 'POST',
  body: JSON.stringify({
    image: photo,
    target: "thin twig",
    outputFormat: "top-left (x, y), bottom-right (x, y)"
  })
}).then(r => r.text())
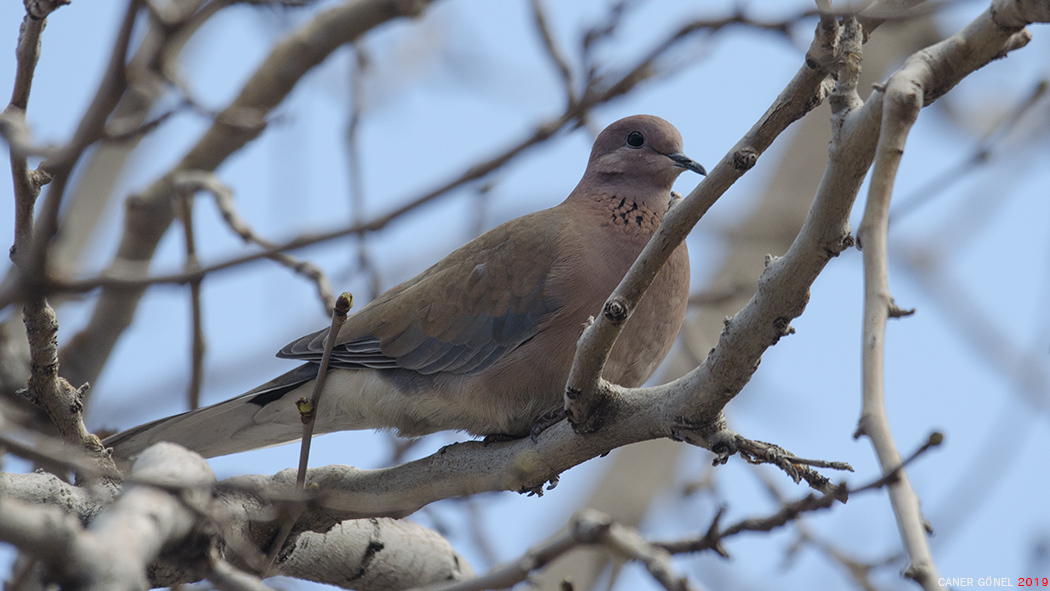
top-left (5, 0), bottom-right (119, 476)
top-left (7, 0), bottom-right (51, 271)
top-left (752, 461), bottom-right (900, 590)
top-left (295, 291), bottom-right (352, 488)
top-left (529, 0), bottom-right (577, 108)
top-left (657, 432), bottom-right (942, 557)
top-left (172, 170), bottom-right (336, 312)
top-left (728, 435), bottom-right (852, 494)
top-left (418, 509), bottom-right (703, 591)
top-left (853, 432), bottom-right (944, 494)
top-left (175, 185), bottom-right (206, 410)
top-left (263, 292), bottom-right (352, 573)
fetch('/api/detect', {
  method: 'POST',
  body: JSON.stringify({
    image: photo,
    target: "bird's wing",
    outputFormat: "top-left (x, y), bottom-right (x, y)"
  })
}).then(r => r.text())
top-left (278, 211), bottom-right (563, 376)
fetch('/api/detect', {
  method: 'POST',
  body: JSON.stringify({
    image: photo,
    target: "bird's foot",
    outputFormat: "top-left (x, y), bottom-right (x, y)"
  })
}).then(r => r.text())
top-left (529, 407), bottom-right (567, 442)
top-left (481, 432), bottom-right (524, 445)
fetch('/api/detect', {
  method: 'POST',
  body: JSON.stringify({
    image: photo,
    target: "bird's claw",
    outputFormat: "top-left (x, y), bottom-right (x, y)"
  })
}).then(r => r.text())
top-left (529, 407), bottom-right (568, 442)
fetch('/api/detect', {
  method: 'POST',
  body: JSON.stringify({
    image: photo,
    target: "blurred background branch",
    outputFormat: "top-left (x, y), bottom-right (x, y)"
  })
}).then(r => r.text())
top-left (1, 0), bottom-right (1048, 589)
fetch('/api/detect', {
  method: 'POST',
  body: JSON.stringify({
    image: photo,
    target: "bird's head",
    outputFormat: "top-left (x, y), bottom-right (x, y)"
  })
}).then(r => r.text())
top-left (584, 115), bottom-right (706, 195)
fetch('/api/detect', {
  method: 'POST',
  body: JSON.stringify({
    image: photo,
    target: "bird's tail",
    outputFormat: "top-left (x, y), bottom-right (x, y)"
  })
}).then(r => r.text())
top-left (104, 363), bottom-right (320, 468)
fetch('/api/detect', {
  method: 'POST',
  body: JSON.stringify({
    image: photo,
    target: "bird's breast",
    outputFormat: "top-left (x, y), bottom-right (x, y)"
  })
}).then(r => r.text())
top-left (550, 201), bottom-right (690, 388)
top-left (600, 196), bottom-right (664, 236)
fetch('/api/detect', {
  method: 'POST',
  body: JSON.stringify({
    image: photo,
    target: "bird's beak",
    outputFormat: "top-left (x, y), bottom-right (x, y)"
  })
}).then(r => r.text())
top-left (666, 152), bottom-right (706, 176)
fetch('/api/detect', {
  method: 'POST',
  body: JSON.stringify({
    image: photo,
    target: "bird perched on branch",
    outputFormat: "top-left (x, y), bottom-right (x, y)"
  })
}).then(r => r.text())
top-left (106, 114), bottom-right (705, 463)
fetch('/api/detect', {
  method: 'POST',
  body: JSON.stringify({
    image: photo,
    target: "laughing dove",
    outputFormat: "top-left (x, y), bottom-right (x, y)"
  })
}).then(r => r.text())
top-left (106, 115), bottom-right (705, 462)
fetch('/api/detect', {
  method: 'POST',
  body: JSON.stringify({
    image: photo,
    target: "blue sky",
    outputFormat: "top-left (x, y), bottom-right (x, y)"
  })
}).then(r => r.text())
top-left (2, 1), bottom-right (1049, 589)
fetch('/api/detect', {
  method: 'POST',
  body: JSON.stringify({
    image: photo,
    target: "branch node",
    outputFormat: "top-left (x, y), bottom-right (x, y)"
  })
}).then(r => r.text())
top-left (602, 297), bottom-right (629, 323)
top-left (772, 316), bottom-right (795, 341)
top-left (25, 0), bottom-right (70, 19)
top-left (564, 385), bottom-right (581, 401)
top-left (927, 431), bottom-right (944, 447)
top-left (571, 509), bottom-right (613, 543)
top-left (837, 232), bottom-right (856, 254)
top-left (887, 301), bottom-right (915, 318)
top-left (296, 397), bottom-right (314, 423)
top-left (28, 168), bottom-right (52, 189)
top-left (704, 506), bottom-right (731, 558)
top-left (731, 147), bottom-right (758, 171)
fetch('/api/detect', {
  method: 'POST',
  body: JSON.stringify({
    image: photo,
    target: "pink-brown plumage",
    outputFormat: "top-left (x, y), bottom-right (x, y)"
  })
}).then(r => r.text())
top-left (106, 115), bottom-right (704, 462)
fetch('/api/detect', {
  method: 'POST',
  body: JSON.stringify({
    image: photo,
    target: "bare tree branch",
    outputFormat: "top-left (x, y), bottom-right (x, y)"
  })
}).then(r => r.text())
top-left (0, 444), bottom-right (472, 590)
top-left (49, 0), bottom-right (434, 391)
top-left (173, 170), bottom-right (337, 312)
top-left (2, 1), bottom-right (1047, 589)
top-left (564, 13), bottom-right (843, 432)
top-left (416, 508), bottom-right (703, 591)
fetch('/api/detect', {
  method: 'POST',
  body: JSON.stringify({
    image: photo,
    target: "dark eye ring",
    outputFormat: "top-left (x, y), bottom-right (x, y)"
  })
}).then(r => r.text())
top-left (626, 131), bottom-right (645, 148)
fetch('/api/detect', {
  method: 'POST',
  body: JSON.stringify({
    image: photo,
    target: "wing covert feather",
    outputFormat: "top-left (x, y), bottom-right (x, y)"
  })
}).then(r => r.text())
top-left (277, 210), bottom-right (563, 375)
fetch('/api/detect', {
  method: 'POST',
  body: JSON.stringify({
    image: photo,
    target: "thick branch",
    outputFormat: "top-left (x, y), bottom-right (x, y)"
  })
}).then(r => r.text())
top-left (0, 444), bottom-right (213, 591)
top-left (0, 444), bottom-right (471, 590)
top-left (852, 1), bottom-right (1046, 589)
top-left (4, 0), bottom-right (121, 475)
top-left (564, 15), bottom-right (842, 431)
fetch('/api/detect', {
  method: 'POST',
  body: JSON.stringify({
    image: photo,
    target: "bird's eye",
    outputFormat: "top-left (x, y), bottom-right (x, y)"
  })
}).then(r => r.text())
top-left (626, 131), bottom-right (645, 148)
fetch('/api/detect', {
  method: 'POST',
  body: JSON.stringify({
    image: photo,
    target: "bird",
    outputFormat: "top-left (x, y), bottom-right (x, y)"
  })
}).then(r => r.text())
top-left (105, 114), bottom-right (705, 464)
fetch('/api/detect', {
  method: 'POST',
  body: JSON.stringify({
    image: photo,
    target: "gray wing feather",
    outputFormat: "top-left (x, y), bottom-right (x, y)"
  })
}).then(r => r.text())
top-left (277, 211), bottom-right (561, 376)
